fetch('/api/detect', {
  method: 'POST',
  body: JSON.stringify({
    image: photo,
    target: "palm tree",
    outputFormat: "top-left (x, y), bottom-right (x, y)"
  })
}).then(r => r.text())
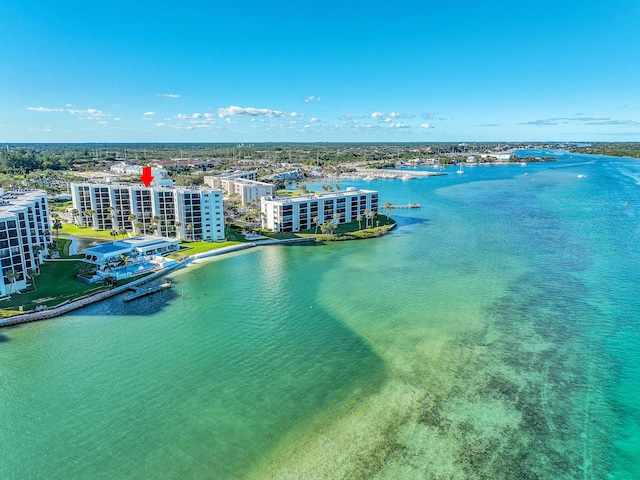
top-left (31, 245), bottom-right (42, 273)
top-left (5, 269), bottom-right (20, 295)
top-left (110, 229), bottom-right (118, 240)
top-left (387, 205), bottom-right (395, 224)
top-left (118, 254), bottom-right (130, 278)
top-left (135, 221), bottom-right (143, 234)
top-left (333, 212), bottom-right (341, 225)
top-left (26, 268), bottom-right (38, 289)
top-left (370, 211), bottom-right (377, 228)
top-left (313, 215), bottom-right (320, 234)
top-left (83, 209), bottom-right (96, 228)
top-left (186, 223), bottom-right (193, 241)
top-left (363, 209), bottom-right (371, 228)
top-left (52, 218), bottom-right (62, 246)
top-left (320, 221), bottom-right (336, 235)
top-left (128, 213), bottom-right (137, 233)
top-left (224, 217), bottom-right (233, 240)
top-left (71, 208), bottom-right (79, 225)
top-left (118, 227), bottom-right (127, 239)
top-left (150, 216), bottom-right (161, 236)
top-left (385, 201), bottom-right (392, 220)
top-left (356, 214), bottom-right (363, 230)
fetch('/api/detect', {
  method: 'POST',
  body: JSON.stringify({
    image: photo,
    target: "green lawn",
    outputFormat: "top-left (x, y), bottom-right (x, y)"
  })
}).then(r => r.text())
top-left (0, 259), bottom-right (108, 315)
top-left (58, 223), bottom-right (121, 240)
top-left (167, 240), bottom-right (243, 258)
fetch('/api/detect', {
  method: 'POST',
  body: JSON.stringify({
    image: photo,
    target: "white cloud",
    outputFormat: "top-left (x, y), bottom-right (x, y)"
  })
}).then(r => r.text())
top-left (310, 117), bottom-right (319, 123)
top-left (389, 112), bottom-right (414, 119)
top-left (67, 108), bottom-right (110, 119)
top-left (422, 112), bottom-right (435, 119)
top-left (143, 111), bottom-right (156, 116)
top-left (217, 105), bottom-right (287, 118)
top-left (157, 93), bottom-right (180, 98)
top-left (114, 117), bottom-right (121, 121)
top-left (304, 96), bottom-right (315, 103)
top-left (389, 122), bottom-right (410, 129)
top-left (65, 103), bottom-right (73, 107)
top-left (384, 118), bottom-right (392, 123)
top-left (339, 114), bottom-right (353, 121)
top-left (98, 121), bottom-right (109, 125)
top-left (27, 107), bottom-right (64, 112)
top-left (420, 123), bottom-right (434, 129)
top-left (370, 112), bottom-right (385, 119)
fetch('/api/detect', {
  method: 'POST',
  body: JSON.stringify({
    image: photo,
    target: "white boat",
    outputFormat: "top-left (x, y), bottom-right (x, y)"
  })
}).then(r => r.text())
top-left (578, 174), bottom-right (586, 178)
top-left (457, 163), bottom-right (464, 174)
top-left (520, 162), bottom-right (527, 166)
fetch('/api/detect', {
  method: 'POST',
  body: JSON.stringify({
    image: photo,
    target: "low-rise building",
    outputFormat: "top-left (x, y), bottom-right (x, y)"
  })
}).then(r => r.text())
top-left (0, 189), bottom-right (51, 296)
top-left (81, 236), bottom-right (180, 280)
top-left (109, 163), bottom-right (173, 186)
top-left (260, 187), bottom-right (378, 233)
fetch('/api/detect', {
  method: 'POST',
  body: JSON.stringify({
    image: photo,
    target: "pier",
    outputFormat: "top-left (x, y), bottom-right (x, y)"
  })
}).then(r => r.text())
top-left (390, 203), bottom-right (421, 209)
top-left (123, 282), bottom-right (172, 302)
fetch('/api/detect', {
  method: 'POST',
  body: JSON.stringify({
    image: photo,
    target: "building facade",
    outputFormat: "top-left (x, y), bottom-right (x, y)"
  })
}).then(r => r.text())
top-left (260, 187), bottom-right (378, 233)
top-left (70, 183), bottom-right (225, 241)
top-left (0, 189), bottom-right (51, 296)
top-left (203, 171), bottom-right (273, 206)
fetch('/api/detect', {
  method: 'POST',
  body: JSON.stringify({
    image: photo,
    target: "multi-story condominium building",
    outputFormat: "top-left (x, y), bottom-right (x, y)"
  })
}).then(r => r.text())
top-left (70, 183), bottom-right (225, 241)
top-left (260, 187), bottom-right (378, 233)
top-left (204, 171), bottom-right (273, 206)
top-left (204, 171), bottom-right (259, 188)
top-left (0, 189), bottom-right (51, 296)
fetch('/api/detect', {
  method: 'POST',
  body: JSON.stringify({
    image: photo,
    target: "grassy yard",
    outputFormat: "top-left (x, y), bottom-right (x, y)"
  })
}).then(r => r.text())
top-left (0, 259), bottom-right (107, 315)
top-left (58, 223), bottom-right (121, 240)
top-left (169, 240), bottom-right (243, 258)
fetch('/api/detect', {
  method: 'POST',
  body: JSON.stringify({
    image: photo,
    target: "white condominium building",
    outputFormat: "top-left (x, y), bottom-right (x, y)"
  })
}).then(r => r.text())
top-left (0, 189), bottom-right (51, 296)
top-left (260, 187), bottom-right (379, 233)
top-left (70, 183), bottom-right (225, 241)
top-left (204, 171), bottom-right (272, 206)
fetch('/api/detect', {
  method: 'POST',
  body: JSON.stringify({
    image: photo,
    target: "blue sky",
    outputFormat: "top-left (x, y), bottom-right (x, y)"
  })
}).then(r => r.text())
top-left (1, 0), bottom-right (639, 143)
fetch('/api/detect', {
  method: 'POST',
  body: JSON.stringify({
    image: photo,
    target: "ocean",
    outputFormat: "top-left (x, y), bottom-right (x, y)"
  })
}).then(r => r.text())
top-left (1, 151), bottom-right (639, 478)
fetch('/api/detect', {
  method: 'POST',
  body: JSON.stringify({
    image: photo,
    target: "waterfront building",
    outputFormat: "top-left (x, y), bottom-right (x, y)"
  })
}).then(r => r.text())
top-left (70, 183), bottom-right (225, 241)
top-left (260, 187), bottom-right (378, 233)
top-left (80, 236), bottom-right (180, 280)
top-left (0, 189), bottom-right (51, 296)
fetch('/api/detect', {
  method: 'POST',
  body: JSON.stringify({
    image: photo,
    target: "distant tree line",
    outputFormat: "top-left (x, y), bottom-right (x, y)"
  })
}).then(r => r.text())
top-left (0, 149), bottom-right (75, 173)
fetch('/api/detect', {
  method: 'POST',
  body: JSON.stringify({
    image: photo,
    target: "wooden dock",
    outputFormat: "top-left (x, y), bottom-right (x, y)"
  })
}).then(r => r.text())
top-left (391, 203), bottom-right (421, 209)
top-left (123, 282), bottom-right (172, 302)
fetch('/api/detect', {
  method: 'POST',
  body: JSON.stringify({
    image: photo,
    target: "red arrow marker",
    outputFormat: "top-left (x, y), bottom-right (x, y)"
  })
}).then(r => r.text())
top-left (140, 166), bottom-right (154, 187)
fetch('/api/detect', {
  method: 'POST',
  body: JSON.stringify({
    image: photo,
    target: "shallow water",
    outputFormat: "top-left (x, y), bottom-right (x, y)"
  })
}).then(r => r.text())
top-left (1, 152), bottom-right (639, 478)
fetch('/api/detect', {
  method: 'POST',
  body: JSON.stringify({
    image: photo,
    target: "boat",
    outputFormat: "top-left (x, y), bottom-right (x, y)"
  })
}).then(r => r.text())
top-left (520, 162), bottom-right (527, 166)
top-left (457, 164), bottom-right (464, 174)
top-left (578, 174), bottom-right (587, 179)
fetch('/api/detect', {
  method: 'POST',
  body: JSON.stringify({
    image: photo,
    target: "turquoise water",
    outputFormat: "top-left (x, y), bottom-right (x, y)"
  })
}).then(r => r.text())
top-left (1, 152), bottom-right (639, 478)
